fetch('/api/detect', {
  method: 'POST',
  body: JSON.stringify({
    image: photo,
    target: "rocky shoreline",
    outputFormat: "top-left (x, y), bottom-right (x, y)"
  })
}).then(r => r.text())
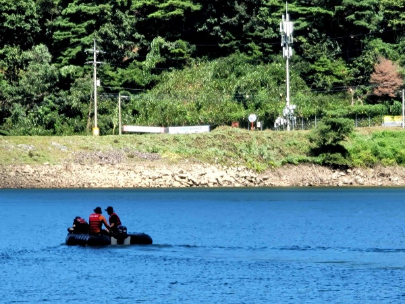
top-left (1, 162), bottom-right (404, 188)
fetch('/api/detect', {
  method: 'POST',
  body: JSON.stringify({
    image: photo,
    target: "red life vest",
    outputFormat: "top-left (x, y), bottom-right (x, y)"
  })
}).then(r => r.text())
top-left (77, 217), bottom-right (87, 224)
top-left (74, 217), bottom-right (89, 233)
top-left (89, 213), bottom-right (101, 233)
top-left (109, 212), bottom-right (122, 227)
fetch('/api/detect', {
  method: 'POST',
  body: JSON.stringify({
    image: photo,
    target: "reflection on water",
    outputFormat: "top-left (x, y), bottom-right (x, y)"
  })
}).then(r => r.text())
top-left (1, 188), bottom-right (405, 303)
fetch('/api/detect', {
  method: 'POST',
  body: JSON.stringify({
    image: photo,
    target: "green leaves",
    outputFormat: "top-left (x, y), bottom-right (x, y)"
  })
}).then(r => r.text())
top-left (336, 0), bottom-right (383, 32)
top-left (17, 44), bottom-right (59, 106)
top-left (133, 0), bottom-right (202, 19)
top-left (0, 0), bottom-right (40, 48)
top-left (128, 53), bottom-right (311, 126)
top-left (309, 56), bottom-right (351, 90)
top-left (381, 0), bottom-right (405, 30)
top-left (310, 117), bottom-right (354, 147)
top-left (52, 0), bottom-right (116, 65)
top-left (309, 117), bottom-right (354, 167)
top-left (1, 0), bottom-right (405, 135)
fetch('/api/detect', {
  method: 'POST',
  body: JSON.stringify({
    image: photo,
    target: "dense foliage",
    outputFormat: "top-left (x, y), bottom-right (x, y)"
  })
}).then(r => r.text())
top-left (0, 0), bottom-right (404, 135)
top-left (309, 116), bottom-right (354, 168)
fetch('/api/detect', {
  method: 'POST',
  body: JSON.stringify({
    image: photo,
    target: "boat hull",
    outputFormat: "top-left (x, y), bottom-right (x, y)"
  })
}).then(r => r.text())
top-left (66, 232), bottom-right (153, 246)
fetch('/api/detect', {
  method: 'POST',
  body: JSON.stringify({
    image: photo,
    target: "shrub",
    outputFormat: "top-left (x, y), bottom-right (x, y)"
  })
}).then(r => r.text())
top-left (309, 117), bottom-right (354, 168)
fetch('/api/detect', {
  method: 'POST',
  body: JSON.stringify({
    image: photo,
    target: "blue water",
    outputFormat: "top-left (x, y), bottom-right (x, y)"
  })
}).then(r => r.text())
top-left (1, 188), bottom-right (405, 303)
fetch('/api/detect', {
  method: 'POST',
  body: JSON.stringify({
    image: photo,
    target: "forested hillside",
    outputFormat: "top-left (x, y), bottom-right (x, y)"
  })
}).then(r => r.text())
top-left (0, 0), bottom-right (404, 135)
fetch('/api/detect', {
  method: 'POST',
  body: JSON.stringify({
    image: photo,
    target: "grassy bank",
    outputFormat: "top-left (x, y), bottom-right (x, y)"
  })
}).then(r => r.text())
top-left (1, 126), bottom-right (405, 171)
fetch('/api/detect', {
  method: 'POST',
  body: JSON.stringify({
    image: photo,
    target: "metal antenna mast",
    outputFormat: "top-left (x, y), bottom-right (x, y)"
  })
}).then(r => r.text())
top-left (280, 2), bottom-right (295, 131)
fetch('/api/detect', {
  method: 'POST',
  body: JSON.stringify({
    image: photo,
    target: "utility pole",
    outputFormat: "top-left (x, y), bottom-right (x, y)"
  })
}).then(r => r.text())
top-left (86, 39), bottom-right (103, 136)
top-left (119, 93), bottom-right (121, 135)
top-left (118, 93), bottom-right (130, 135)
top-left (402, 89), bottom-right (405, 129)
top-left (280, 2), bottom-right (295, 131)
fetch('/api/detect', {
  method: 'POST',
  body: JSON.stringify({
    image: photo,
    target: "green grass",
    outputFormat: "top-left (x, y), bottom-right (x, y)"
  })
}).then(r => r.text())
top-left (348, 129), bottom-right (405, 167)
top-left (1, 126), bottom-right (405, 171)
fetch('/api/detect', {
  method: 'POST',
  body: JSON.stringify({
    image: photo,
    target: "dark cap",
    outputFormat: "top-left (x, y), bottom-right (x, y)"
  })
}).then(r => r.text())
top-left (105, 206), bottom-right (114, 212)
top-left (94, 207), bottom-right (102, 213)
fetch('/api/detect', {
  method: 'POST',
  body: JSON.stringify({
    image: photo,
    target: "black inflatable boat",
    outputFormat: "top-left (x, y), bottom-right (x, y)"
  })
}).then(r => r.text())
top-left (65, 225), bottom-right (153, 246)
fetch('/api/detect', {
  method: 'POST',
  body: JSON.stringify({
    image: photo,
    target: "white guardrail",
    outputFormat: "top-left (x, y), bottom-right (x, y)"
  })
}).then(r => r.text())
top-left (123, 125), bottom-right (210, 134)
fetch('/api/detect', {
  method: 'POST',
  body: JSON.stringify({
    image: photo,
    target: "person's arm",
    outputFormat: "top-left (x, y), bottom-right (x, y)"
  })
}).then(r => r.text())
top-left (100, 215), bottom-right (110, 229)
top-left (109, 214), bottom-right (117, 229)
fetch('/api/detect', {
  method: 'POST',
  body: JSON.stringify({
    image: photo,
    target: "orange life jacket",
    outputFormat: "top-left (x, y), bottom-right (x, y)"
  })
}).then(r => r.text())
top-left (89, 213), bottom-right (101, 234)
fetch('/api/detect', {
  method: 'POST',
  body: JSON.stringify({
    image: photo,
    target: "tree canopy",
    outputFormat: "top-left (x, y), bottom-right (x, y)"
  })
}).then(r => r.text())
top-left (0, 0), bottom-right (404, 135)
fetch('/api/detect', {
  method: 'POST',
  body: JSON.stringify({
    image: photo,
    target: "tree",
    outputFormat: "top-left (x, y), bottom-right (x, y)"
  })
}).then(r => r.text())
top-left (335, 0), bottom-right (383, 33)
top-left (17, 44), bottom-right (59, 106)
top-left (293, 0), bottom-right (341, 59)
top-left (0, 0), bottom-right (41, 49)
top-left (380, 0), bottom-right (405, 31)
top-left (309, 55), bottom-right (352, 91)
top-left (36, 0), bottom-right (63, 46)
top-left (0, 45), bottom-right (27, 122)
top-left (132, 0), bottom-right (202, 42)
top-left (0, 45), bottom-right (25, 83)
top-left (334, 0), bottom-right (384, 64)
top-left (130, 0), bottom-right (201, 68)
top-left (369, 57), bottom-right (403, 100)
top-left (51, 0), bottom-right (114, 65)
top-left (350, 38), bottom-right (399, 90)
top-left (0, 44), bottom-right (60, 134)
top-left (309, 116), bottom-right (354, 168)
top-left (51, 0), bottom-right (150, 90)
top-left (194, 0), bottom-right (281, 59)
top-left (97, 3), bottom-right (142, 65)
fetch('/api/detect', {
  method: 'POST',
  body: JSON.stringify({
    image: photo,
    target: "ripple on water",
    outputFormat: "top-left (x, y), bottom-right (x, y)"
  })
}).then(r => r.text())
top-left (2, 188), bottom-right (405, 303)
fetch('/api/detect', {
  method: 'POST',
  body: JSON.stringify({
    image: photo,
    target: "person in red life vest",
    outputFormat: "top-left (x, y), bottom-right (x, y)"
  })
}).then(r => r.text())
top-left (105, 206), bottom-right (122, 235)
top-left (68, 216), bottom-right (89, 234)
top-left (89, 207), bottom-right (110, 235)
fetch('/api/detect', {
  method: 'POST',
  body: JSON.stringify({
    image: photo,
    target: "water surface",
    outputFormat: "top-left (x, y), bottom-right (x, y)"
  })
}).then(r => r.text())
top-left (1, 188), bottom-right (405, 303)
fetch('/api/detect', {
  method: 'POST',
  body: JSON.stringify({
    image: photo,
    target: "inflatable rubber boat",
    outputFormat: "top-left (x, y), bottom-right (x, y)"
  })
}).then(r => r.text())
top-left (65, 225), bottom-right (153, 246)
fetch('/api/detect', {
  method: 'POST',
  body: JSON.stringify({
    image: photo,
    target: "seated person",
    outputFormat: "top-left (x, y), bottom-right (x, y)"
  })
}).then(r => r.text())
top-left (105, 206), bottom-right (122, 235)
top-left (67, 216), bottom-right (89, 234)
top-left (89, 207), bottom-right (110, 236)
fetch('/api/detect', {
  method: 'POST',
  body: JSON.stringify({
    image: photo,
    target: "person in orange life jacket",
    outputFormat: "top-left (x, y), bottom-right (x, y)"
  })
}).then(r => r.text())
top-left (68, 216), bottom-right (89, 234)
top-left (105, 206), bottom-right (122, 235)
top-left (89, 207), bottom-right (110, 235)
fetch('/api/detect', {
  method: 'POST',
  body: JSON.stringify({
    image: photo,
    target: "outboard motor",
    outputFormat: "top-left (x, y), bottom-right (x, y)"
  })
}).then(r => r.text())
top-left (116, 225), bottom-right (128, 244)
